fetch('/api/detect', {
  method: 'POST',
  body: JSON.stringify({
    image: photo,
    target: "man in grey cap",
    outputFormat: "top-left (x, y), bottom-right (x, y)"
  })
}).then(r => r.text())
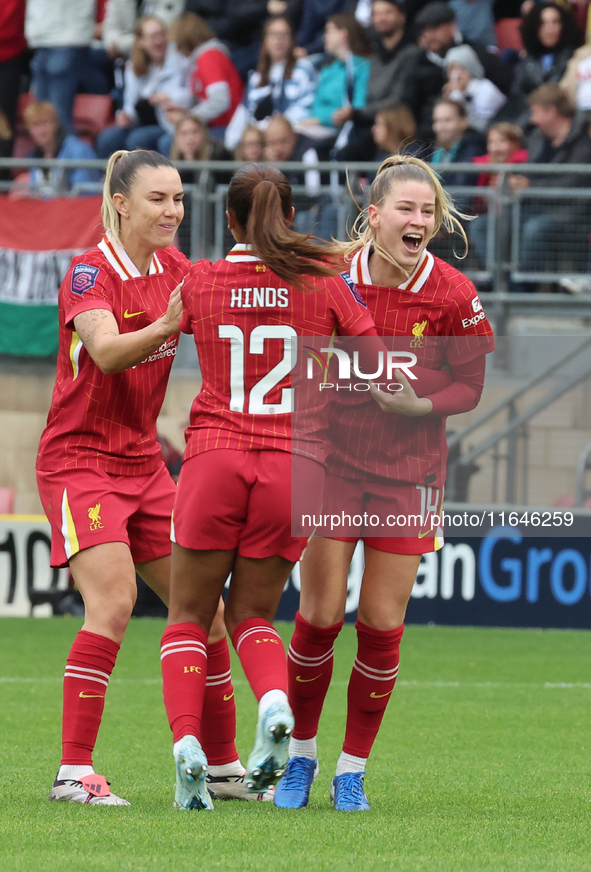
top-left (402, 0), bottom-right (512, 141)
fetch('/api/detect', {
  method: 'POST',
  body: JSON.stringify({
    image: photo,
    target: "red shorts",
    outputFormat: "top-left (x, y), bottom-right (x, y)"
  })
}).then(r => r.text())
top-left (173, 449), bottom-right (324, 562)
top-left (316, 473), bottom-right (444, 555)
top-left (37, 464), bottom-right (176, 568)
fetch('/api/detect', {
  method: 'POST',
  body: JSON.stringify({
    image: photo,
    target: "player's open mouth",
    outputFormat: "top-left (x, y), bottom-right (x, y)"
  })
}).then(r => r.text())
top-left (402, 234), bottom-right (422, 253)
top-left (159, 224), bottom-right (176, 232)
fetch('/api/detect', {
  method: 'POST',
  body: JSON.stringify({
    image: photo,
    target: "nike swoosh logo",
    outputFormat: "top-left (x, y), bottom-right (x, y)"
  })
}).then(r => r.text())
top-left (223, 692), bottom-right (234, 701)
top-left (79, 692), bottom-right (105, 699)
top-left (418, 529), bottom-right (432, 538)
top-left (370, 690), bottom-right (392, 699)
top-left (296, 675), bottom-right (321, 683)
top-left (123, 309), bottom-right (146, 318)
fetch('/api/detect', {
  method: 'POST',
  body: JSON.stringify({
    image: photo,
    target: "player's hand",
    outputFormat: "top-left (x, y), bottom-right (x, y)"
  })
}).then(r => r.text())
top-left (160, 283), bottom-right (184, 336)
top-left (369, 369), bottom-right (433, 417)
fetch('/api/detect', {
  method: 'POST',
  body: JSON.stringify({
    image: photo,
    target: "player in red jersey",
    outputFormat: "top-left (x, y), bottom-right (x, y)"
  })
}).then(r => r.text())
top-left (159, 162), bottom-right (389, 810)
top-left (36, 149), bottom-right (249, 806)
top-left (274, 155), bottom-right (496, 812)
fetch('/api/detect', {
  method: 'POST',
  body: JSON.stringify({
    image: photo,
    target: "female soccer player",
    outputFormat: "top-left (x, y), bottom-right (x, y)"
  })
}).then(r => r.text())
top-left (274, 154), bottom-right (495, 812)
top-left (159, 162), bottom-right (390, 811)
top-left (36, 149), bottom-right (248, 806)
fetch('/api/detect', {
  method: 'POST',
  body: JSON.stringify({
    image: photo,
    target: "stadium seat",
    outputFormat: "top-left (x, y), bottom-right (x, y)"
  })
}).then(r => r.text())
top-left (72, 94), bottom-right (114, 144)
top-left (495, 18), bottom-right (524, 53)
top-left (0, 486), bottom-right (16, 513)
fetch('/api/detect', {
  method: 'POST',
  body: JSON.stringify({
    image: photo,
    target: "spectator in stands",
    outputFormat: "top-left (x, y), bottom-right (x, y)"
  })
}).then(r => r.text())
top-left (429, 98), bottom-right (486, 185)
top-left (560, 35), bottom-right (591, 112)
top-left (169, 112), bottom-right (231, 256)
top-left (468, 122), bottom-right (527, 269)
top-left (403, 1), bottom-right (512, 142)
top-left (505, 3), bottom-right (580, 127)
top-left (224, 16), bottom-right (317, 151)
top-left (293, 0), bottom-right (350, 58)
top-left (25, 0), bottom-right (96, 132)
top-left (508, 83), bottom-right (591, 281)
top-left (443, 45), bottom-right (507, 133)
top-left (234, 124), bottom-right (266, 161)
top-left (96, 16), bottom-right (189, 157)
top-left (12, 101), bottom-right (101, 197)
top-left (300, 13), bottom-right (372, 155)
top-left (184, 0), bottom-right (268, 79)
top-left (170, 112), bottom-right (232, 164)
top-left (166, 13), bottom-right (243, 144)
top-left (263, 113), bottom-right (336, 238)
top-left (473, 122), bottom-right (527, 187)
top-left (103, 0), bottom-right (185, 60)
top-left (336, 0), bottom-right (421, 161)
top-left (371, 105), bottom-right (419, 160)
top-left (448, 0), bottom-right (496, 51)
top-left (0, 0), bottom-right (26, 162)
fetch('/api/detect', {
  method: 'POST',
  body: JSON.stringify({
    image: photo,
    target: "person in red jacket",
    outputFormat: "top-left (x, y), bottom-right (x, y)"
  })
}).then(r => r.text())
top-left (469, 122), bottom-right (528, 268)
top-left (167, 13), bottom-right (243, 137)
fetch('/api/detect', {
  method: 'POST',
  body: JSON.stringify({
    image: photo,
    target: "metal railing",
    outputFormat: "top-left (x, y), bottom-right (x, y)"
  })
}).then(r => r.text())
top-left (2, 157), bottom-right (591, 334)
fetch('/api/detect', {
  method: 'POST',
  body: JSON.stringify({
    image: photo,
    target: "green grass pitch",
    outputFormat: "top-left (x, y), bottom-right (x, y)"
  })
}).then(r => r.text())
top-left (1, 618), bottom-right (591, 872)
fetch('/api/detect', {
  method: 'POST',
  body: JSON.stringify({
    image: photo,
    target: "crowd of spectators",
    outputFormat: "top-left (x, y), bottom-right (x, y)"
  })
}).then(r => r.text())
top-left (4, 0), bottom-right (591, 287)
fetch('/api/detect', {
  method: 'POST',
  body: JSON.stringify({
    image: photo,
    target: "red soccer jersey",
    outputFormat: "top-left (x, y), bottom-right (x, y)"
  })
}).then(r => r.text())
top-left (181, 244), bottom-right (375, 461)
top-left (326, 244), bottom-right (496, 486)
top-left (36, 232), bottom-right (191, 475)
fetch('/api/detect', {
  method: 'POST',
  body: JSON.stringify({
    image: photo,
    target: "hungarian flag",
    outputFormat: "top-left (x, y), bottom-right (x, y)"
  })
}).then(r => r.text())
top-left (0, 196), bottom-right (103, 357)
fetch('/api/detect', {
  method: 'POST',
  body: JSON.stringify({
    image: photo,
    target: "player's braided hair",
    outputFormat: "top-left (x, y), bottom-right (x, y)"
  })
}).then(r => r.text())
top-left (338, 154), bottom-right (470, 273)
top-left (227, 163), bottom-right (340, 288)
top-left (101, 149), bottom-right (177, 242)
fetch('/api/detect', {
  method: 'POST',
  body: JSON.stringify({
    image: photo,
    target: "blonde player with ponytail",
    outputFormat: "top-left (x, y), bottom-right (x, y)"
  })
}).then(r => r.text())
top-left (275, 154), bottom-right (496, 812)
top-left (36, 150), bottom-right (248, 806)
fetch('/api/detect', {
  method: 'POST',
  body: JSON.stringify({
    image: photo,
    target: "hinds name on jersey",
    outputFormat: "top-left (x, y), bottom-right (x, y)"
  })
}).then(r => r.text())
top-left (230, 287), bottom-right (289, 308)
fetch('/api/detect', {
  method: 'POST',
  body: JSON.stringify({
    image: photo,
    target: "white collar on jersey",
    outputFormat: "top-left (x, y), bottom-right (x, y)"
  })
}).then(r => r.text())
top-left (349, 242), bottom-right (434, 293)
top-left (225, 243), bottom-right (262, 263)
top-left (97, 230), bottom-right (164, 280)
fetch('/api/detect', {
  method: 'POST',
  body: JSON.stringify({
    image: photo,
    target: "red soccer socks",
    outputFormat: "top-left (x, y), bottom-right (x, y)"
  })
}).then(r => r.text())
top-left (61, 630), bottom-right (120, 766)
top-left (200, 636), bottom-right (238, 766)
top-left (287, 611), bottom-right (344, 740)
top-left (161, 623), bottom-right (208, 743)
top-left (231, 618), bottom-right (287, 700)
top-left (343, 620), bottom-right (404, 759)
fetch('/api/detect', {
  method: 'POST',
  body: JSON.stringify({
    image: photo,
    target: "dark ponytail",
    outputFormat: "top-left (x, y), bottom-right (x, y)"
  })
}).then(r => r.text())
top-left (227, 163), bottom-right (339, 288)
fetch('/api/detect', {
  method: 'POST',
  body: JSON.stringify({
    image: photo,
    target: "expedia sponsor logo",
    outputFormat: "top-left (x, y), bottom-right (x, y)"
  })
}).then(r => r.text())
top-left (462, 310), bottom-right (486, 329)
top-left (471, 296), bottom-right (483, 313)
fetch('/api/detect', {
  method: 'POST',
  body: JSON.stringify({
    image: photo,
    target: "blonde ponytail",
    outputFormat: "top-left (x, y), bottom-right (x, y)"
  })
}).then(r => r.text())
top-left (100, 148), bottom-right (177, 243)
top-left (101, 150), bottom-right (127, 240)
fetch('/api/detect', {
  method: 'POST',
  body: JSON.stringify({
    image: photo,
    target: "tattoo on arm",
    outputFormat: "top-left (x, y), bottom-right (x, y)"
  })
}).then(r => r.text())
top-left (75, 309), bottom-right (118, 350)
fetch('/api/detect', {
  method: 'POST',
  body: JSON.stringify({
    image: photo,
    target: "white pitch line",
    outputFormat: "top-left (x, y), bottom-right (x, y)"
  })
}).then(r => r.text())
top-left (1, 677), bottom-right (591, 689)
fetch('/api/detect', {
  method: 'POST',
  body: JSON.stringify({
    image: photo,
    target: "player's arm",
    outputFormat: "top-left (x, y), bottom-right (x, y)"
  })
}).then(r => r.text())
top-left (73, 284), bottom-right (183, 375)
top-left (347, 327), bottom-right (453, 397)
top-left (370, 354), bottom-right (487, 417)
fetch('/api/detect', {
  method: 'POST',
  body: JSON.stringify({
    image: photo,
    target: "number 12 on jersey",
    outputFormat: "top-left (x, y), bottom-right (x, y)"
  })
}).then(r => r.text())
top-left (218, 324), bottom-right (298, 414)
